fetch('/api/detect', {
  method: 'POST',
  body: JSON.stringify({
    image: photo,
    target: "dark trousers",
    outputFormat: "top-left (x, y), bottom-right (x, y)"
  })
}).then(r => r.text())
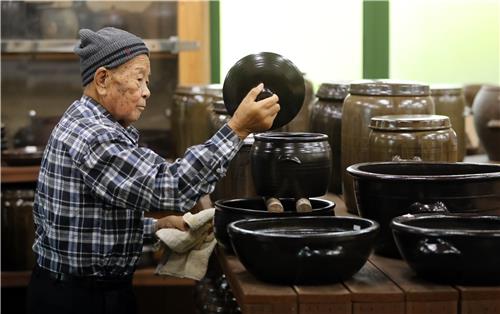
top-left (26, 265), bottom-right (137, 314)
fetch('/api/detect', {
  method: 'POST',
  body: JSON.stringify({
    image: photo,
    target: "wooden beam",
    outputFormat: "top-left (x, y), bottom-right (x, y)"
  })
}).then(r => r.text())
top-left (177, 1), bottom-right (210, 85)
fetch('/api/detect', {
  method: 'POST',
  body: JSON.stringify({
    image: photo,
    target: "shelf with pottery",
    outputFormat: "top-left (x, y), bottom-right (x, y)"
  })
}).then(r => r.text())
top-left (217, 193), bottom-right (500, 314)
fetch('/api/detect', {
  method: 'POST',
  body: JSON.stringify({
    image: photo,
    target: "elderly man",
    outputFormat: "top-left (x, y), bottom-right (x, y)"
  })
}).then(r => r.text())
top-left (27, 27), bottom-right (279, 314)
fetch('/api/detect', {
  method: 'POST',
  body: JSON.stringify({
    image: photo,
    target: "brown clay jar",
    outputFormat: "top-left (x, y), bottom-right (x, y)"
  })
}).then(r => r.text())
top-left (431, 85), bottom-right (466, 161)
top-left (172, 84), bottom-right (222, 158)
top-left (341, 80), bottom-right (435, 213)
top-left (368, 114), bottom-right (457, 163)
top-left (472, 85), bottom-right (500, 162)
top-left (309, 82), bottom-right (350, 194)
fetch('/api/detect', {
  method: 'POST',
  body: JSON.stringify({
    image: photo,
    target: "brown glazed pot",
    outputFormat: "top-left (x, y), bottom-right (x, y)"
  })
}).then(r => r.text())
top-left (464, 84), bottom-right (484, 107)
top-left (347, 161), bottom-right (500, 257)
top-left (472, 85), bottom-right (500, 162)
top-left (171, 84), bottom-right (222, 158)
top-left (368, 114), bottom-right (457, 163)
top-left (431, 85), bottom-right (466, 161)
top-left (251, 132), bottom-right (331, 198)
top-left (341, 80), bottom-right (435, 214)
top-left (309, 82), bottom-right (350, 194)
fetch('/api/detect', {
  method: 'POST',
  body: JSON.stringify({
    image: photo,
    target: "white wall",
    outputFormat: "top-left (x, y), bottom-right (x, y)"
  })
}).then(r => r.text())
top-left (390, 0), bottom-right (500, 85)
top-left (220, 0), bottom-right (363, 88)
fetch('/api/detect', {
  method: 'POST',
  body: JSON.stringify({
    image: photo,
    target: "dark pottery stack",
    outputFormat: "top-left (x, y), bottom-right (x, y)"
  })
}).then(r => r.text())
top-left (347, 161), bottom-right (500, 257)
top-left (214, 198), bottom-right (335, 251)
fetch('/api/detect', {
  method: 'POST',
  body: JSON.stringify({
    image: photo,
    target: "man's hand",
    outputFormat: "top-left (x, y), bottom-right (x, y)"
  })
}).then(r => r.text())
top-left (228, 83), bottom-right (280, 139)
top-left (156, 215), bottom-right (189, 231)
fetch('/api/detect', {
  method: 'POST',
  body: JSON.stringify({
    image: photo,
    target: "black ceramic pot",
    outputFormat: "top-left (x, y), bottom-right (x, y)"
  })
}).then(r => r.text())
top-left (214, 198), bottom-right (335, 251)
top-left (228, 216), bottom-right (379, 285)
top-left (391, 214), bottom-right (500, 285)
top-left (347, 162), bottom-right (500, 257)
top-left (251, 132), bottom-right (331, 198)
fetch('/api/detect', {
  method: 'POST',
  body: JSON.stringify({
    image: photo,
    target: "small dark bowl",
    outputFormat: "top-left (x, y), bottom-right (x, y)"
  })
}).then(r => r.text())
top-left (347, 161), bottom-right (500, 257)
top-left (214, 197), bottom-right (335, 251)
top-left (228, 216), bottom-right (379, 285)
top-left (391, 214), bottom-right (500, 285)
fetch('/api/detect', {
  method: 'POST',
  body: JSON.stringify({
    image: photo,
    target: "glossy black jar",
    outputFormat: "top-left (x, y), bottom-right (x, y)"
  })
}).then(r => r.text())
top-left (251, 132), bottom-right (331, 198)
top-left (309, 82), bottom-right (350, 194)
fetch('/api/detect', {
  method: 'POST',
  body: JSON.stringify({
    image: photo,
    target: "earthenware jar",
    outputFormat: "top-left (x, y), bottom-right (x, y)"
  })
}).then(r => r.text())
top-left (431, 85), bottom-right (466, 161)
top-left (309, 82), bottom-right (350, 194)
top-left (368, 114), bottom-right (457, 162)
top-left (472, 85), bottom-right (500, 161)
top-left (341, 80), bottom-right (435, 213)
top-left (251, 132), bottom-right (331, 198)
top-left (171, 84), bottom-right (222, 157)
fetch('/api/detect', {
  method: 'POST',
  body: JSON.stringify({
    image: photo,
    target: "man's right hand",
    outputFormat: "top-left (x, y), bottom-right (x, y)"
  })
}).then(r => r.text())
top-left (227, 83), bottom-right (280, 139)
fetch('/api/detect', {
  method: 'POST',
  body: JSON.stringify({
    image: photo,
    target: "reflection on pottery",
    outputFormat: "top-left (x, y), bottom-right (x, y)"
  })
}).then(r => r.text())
top-left (472, 85), bottom-right (500, 162)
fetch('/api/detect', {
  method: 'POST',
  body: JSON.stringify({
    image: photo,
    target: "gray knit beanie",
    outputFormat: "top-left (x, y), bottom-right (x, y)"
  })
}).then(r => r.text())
top-left (74, 27), bottom-right (150, 86)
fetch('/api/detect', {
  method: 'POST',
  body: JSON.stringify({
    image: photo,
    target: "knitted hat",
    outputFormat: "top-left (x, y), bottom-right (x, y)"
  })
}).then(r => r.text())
top-left (74, 27), bottom-right (150, 86)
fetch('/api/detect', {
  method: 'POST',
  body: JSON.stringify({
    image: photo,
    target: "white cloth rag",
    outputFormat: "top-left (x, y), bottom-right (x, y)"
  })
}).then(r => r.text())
top-left (155, 208), bottom-right (216, 281)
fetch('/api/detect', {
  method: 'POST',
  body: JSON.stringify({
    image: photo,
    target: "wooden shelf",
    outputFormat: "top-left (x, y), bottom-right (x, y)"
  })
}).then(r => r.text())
top-left (1, 166), bottom-right (40, 183)
top-left (1, 267), bottom-right (195, 288)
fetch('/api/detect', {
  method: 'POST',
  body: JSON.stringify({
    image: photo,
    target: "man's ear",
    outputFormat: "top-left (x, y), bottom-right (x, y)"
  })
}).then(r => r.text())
top-left (94, 67), bottom-right (109, 96)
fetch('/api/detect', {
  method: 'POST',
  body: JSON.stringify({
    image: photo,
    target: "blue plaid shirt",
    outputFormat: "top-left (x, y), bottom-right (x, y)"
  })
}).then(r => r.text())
top-left (33, 95), bottom-right (242, 277)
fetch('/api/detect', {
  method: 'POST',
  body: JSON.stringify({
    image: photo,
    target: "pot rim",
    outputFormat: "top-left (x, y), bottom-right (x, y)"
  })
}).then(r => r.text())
top-left (391, 214), bottom-right (500, 237)
top-left (215, 197), bottom-right (335, 213)
top-left (254, 132), bottom-right (328, 142)
top-left (346, 161), bottom-right (500, 181)
top-left (228, 216), bottom-right (379, 239)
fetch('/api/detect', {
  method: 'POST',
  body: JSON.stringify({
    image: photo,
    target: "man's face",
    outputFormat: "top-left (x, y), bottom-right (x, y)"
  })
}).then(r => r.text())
top-left (103, 54), bottom-right (151, 127)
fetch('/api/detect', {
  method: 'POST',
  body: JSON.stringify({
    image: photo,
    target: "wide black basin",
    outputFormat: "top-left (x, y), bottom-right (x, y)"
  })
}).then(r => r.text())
top-left (214, 197), bottom-right (335, 251)
top-left (391, 214), bottom-right (500, 285)
top-left (228, 216), bottom-right (379, 285)
top-left (347, 161), bottom-right (500, 257)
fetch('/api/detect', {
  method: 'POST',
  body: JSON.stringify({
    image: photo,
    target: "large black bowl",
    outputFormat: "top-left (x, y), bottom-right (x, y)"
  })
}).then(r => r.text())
top-left (223, 52), bottom-right (305, 130)
top-left (391, 214), bottom-right (500, 285)
top-left (214, 197), bottom-right (335, 251)
top-left (228, 216), bottom-right (379, 285)
top-left (347, 161), bottom-right (500, 257)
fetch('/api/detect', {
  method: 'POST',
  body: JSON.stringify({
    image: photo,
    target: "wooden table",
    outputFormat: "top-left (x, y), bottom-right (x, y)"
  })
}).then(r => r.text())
top-left (217, 194), bottom-right (500, 314)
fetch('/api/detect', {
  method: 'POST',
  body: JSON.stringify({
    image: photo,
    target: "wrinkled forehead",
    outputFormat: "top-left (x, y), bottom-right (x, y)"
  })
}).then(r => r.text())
top-left (113, 54), bottom-right (151, 75)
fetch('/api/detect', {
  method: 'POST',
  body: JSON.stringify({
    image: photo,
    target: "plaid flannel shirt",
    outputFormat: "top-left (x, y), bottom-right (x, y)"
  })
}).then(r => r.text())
top-left (33, 95), bottom-right (242, 277)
